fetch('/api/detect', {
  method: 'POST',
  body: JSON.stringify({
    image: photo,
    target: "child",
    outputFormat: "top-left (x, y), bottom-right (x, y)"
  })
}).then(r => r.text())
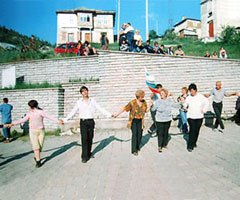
top-left (120, 40), bottom-right (129, 51)
top-left (7, 100), bottom-right (64, 168)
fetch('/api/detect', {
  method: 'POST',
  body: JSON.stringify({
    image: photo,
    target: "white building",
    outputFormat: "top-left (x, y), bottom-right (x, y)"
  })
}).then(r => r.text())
top-left (201, 0), bottom-right (240, 39)
top-left (174, 17), bottom-right (201, 39)
top-left (56, 8), bottom-right (115, 45)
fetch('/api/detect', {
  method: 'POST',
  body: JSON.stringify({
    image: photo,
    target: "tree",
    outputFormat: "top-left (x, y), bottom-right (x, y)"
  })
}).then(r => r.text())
top-left (220, 26), bottom-right (240, 44)
top-left (163, 29), bottom-right (176, 40)
top-left (149, 30), bottom-right (158, 40)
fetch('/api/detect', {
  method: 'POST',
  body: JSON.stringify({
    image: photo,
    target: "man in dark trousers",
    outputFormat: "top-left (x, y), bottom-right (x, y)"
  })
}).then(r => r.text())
top-left (205, 81), bottom-right (237, 132)
top-left (0, 98), bottom-right (13, 143)
top-left (148, 84), bottom-right (162, 136)
top-left (63, 86), bottom-right (111, 163)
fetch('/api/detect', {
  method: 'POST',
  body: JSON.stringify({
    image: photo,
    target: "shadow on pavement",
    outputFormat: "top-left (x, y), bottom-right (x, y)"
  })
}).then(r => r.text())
top-left (0, 150), bottom-right (33, 167)
top-left (183, 134), bottom-right (189, 146)
top-left (92, 136), bottom-right (130, 157)
top-left (41, 141), bottom-right (80, 165)
top-left (140, 133), bottom-right (151, 150)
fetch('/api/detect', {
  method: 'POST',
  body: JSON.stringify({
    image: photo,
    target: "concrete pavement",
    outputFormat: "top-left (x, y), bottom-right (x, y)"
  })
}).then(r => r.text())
top-left (0, 122), bottom-right (240, 200)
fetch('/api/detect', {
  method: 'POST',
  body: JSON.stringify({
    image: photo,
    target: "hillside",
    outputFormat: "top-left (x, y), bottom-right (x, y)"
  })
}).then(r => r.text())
top-left (0, 26), bottom-right (239, 63)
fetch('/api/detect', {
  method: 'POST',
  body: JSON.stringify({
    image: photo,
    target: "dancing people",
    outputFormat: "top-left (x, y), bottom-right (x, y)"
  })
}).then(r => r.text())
top-left (150, 88), bottom-right (180, 152)
top-left (7, 100), bottom-right (64, 168)
top-left (177, 87), bottom-right (189, 134)
top-left (148, 84), bottom-right (162, 136)
top-left (204, 81), bottom-right (237, 132)
top-left (113, 89), bottom-right (150, 156)
top-left (63, 86), bottom-right (111, 163)
top-left (184, 83), bottom-right (209, 152)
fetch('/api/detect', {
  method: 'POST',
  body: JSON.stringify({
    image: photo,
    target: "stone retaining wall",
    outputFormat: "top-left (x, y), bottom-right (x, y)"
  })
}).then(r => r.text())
top-left (0, 88), bottom-right (64, 131)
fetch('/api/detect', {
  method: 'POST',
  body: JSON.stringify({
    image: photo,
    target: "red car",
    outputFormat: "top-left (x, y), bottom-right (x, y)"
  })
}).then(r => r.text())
top-left (54, 43), bottom-right (79, 55)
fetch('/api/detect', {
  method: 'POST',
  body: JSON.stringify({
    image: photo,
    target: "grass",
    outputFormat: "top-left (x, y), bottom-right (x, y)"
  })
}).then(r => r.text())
top-left (69, 77), bottom-right (100, 83)
top-left (0, 38), bottom-right (239, 64)
top-left (0, 81), bottom-right (61, 90)
top-left (158, 37), bottom-right (240, 59)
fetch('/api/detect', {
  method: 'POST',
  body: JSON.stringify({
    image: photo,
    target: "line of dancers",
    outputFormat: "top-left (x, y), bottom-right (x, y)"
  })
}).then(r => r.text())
top-left (2, 81), bottom-right (239, 167)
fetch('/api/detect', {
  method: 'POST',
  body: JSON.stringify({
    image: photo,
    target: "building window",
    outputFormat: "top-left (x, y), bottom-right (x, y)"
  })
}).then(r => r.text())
top-left (80, 14), bottom-right (91, 22)
top-left (68, 33), bottom-right (74, 42)
top-left (104, 16), bottom-right (107, 24)
top-left (69, 16), bottom-right (74, 24)
top-left (97, 16), bottom-right (102, 24)
top-left (208, 12), bottom-right (212, 18)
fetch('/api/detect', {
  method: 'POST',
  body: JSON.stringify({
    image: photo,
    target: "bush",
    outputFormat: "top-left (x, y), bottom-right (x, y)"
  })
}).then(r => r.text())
top-left (220, 26), bottom-right (240, 44)
top-left (163, 29), bottom-right (177, 40)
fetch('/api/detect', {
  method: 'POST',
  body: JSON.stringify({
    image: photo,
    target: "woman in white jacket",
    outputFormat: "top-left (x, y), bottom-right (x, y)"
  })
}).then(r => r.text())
top-left (184, 83), bottom-right (209, 152)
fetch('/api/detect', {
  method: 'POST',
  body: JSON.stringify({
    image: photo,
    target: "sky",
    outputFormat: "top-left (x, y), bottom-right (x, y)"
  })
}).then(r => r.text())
top-left (0, 0), bottom-right (201, 45)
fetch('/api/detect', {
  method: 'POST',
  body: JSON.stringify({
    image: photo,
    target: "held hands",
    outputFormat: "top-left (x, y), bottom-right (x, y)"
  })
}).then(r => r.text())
top-left (112, 114), bottom-right (118, 118)
top-left (149, 100), bottom-right (154, 107)
top-left (4, 124), bottom-right (13, 128)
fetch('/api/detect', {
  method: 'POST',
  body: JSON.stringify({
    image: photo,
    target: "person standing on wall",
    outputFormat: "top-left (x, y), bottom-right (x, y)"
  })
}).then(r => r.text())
top-left (204, 81), bottom-right (237, 132)
top-left (63, 86), bottom-right (112, 163)
top-left (100, 33), bottom-right (109, 50)
top-left (184, 83), bottom-right (209, 152)
top-left (0, 98), bottom-right (13, 143)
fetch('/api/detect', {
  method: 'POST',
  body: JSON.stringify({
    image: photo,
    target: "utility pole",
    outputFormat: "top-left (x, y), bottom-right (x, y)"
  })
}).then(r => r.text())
top-left (146, 0), bottom-right (149, 40)
top-left (117, 0), bottom-right (120, 42)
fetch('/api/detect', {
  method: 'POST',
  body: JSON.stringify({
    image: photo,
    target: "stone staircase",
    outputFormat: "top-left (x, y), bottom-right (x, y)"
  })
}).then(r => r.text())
top-left (0, 51), bottom-right (239, 130)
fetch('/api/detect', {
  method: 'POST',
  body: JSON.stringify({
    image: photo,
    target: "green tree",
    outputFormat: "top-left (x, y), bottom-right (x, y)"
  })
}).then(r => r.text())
top-left (220, 26), bottom-right (240, 44)
top-left (149, 30), bottom-right (158, 40)
top-left (163, 29), bottom-right (176, 40)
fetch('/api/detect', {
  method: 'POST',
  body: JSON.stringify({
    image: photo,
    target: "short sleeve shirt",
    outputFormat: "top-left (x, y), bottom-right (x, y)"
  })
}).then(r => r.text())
top-left (210, 88), bottom-right (227, 103)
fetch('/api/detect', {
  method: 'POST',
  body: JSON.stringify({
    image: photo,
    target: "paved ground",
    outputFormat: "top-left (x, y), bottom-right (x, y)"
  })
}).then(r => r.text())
top-left (0, 122), bottom-right (240, 200)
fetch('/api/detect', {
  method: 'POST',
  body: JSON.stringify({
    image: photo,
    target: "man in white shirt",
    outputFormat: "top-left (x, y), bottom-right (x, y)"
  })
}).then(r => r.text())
top-left (184, 83), bottom-right (209, 152)
top-left (124, 22), bottom-right (134, 52)
top-left (64, 86), bottom-right (111, 163)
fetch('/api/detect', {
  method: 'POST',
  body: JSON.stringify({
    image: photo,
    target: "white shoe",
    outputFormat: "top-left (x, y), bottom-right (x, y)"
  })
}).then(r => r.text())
top-left (212, 128), bottom-right (217, 132)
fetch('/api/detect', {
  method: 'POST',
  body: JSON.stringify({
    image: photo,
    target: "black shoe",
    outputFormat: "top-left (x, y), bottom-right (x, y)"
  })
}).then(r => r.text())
top-left (35, 160), bottom-right (41, 168)
top-left (148, 130), bottom-right (154, 135)
top-left (82, 159), bottom-right (87, 163)
top-left (187, 148), bottom-right (193, 152)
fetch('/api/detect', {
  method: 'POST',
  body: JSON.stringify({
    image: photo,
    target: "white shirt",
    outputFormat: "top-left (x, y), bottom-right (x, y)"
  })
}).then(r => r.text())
top-left (124, 25), bottom-right (134, 33)
top-left (64, 98), bottom-right (111, 122)
top-left (184, 93), bottom-right (209, 119)
top-left (134, 34), bottom-right (142, 42)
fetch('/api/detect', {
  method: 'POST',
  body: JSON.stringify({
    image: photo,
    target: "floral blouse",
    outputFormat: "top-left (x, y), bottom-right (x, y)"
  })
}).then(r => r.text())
top-left (124, 99), bottom-right (148, 129)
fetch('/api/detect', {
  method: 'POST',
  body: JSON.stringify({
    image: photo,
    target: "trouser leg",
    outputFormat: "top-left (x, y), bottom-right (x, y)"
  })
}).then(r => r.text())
top-left (149, 110), bottom-right (156, 132)
top-left (156, 122), bottom-right (164, 148)
top-left (188, 118), bottom-right (203, 149)
top-left (80, 120), bottom-right (89, 160)
top-left (193, 119), bottom-right (203, 147)
top-left (87, 120), bottom-right (95, 158)
top-left (180, 110), bottom-right (188, 133)
top-left (136, 120), bottom-right (142, 151)
top-left (187, 119), bottom-right (196, 149)
top-left (213, 102), bottom-right (224, 129)
top-left (131, 119), bottom-right (138, 153)
top-left (2, 127), bottom-right (10, 138)
top-left (163, 121), bottom-right (171, 147)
